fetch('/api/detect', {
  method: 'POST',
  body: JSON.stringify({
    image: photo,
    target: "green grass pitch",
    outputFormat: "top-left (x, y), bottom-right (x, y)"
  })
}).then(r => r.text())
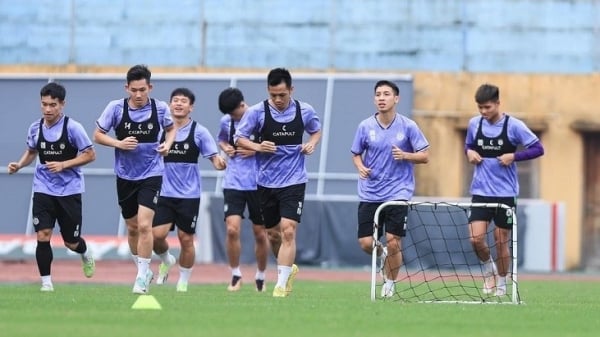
top-left (0, 280), bottom-right (599, 337)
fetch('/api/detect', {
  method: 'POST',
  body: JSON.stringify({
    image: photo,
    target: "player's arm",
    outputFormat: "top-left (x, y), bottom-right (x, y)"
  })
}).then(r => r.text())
top-left (514, 141), bottom-right (544, 161)
top-left (46, 147), bottom-right (96, 173)
top-left (208, 154), bottom-right (227, 170)
top-left (7, 148), bottom-right (37, 174)
top-left (219, 140), bottom-right (236, 157)
top-left (237, 137), bottom-right (274, 153)
top-left (392, 147), bottom-right (429, 164)
top-left (157, 124), bottom-right (176, 156)
top-left (93, 127), bottom-right (138, 150)
top-left (301, 130), bottom-right (322, 155)
top-left (352, 153), bottom-right (371, 179)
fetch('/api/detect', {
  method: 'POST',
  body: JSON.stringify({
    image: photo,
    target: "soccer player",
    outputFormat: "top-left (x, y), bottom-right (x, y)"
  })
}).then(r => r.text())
top-left (235, 68), bottom-right (322, 297)
top-left (152, 87), bottom-right (226, 292)
top-left (93, 64), bottom-right (176, 294)
top-left (351, 80), bottom-right (430, 298)
top-left (465, 83), bottom-right (544, 296)
top-left (217, 87), bottom-right (270, 292)
top-left (7, 82), bottom-right (96, 291)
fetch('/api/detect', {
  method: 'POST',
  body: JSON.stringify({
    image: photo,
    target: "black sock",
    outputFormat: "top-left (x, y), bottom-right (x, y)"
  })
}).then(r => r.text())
top-left (36, 241), bottom-right (53, 277)
top-left (72, 238), bottom-right (87, 254)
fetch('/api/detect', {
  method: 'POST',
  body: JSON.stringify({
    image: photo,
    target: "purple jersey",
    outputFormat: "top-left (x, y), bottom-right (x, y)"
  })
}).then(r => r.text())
top-left (160, 120), bottom-right (218, 198)
top-left (26, 115), bottom-right (93, 196)
top-left (351, 113), bottom-right (429, 202)
top-left (218, 114), bottom-right (258, 191)
top-left (465, 114), bottom-right (539, 197)
top-left (96, 98), bottom-right (173, 180)
top-left (234, 100), bottom-right (321, 188)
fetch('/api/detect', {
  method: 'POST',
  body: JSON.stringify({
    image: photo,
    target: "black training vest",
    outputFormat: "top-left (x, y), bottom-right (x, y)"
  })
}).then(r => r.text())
top-left (260, 100), bottom-right (304, 145)
top-left (229, 118), bottom-right (260, 148)
top-left (162, 121), bottom-right (200, 164)
top-left (115, 98), bottom-right (160, 143)
top-left (474, 115), bottom-right (517, 158)
top-left (36, 116), bottom-right (79, 164)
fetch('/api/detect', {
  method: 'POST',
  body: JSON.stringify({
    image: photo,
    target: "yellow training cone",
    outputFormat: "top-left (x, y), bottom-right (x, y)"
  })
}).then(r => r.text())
top-left (131, 295), bottom-right (162, 310)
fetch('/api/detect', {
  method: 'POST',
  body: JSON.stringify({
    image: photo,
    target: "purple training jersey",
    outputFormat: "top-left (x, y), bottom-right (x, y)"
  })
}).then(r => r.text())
top-left (465, 114), bottom-right (539, 197)
top-left (234, 99), bottom-right (321, 188)
top-left (96, 98), bottom-right (173, 180)
top-left (26, 115), bottom-right (93, 196)
top-left (351, 113), bottom-right (429, 202)
top-left (160, 120), bottom-right (218, 199)
top-left (218, 114), bottom-right (258, 191)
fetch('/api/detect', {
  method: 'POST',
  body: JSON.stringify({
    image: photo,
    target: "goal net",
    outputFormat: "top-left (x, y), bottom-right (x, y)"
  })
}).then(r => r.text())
top-left (370, 201), bottom-right (521, 304)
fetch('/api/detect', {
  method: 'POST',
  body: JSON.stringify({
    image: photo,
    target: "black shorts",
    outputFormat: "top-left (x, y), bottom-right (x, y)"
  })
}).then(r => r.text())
top-left (152, 196), bottom-right (200, 234)
top-left (357, 201), bottom-right (408, 239)
top-left (116, 176), bottom-right (162, 219)
top-left (258, 183), bottom-right (305, 228)
top-left (32, 192), bottom-right (82, 244)
top-left (223, 189), bottom-right (264, 225)
top-left (468, 195), bottom-right (516, 229)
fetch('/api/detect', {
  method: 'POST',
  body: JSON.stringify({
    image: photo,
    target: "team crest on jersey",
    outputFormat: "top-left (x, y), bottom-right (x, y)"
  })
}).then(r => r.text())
top-left (249, 134), bottom-right (256, 141)
top-left (147, 123), bottom-right (154, 130)
top-left (40, 142), bottom-right (46, 149)
top-left (498, 139), bottom-right (504, 146)
top-left (32, 217), bottom-right (40, 225)
top-left (59, 143), bottom-right (66, 150)
top-left (477, 139), bottom-right (484, 146)
top-left (396, 132), bottom-right (405, 141)
top-left (369, 129), bottom-right (376, 141)
top-left (183, 143), bottom-right (189, 150)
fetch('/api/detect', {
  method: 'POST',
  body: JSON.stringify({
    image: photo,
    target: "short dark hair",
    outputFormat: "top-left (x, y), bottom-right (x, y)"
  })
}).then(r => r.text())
top-left (475, 84), bottom-right (499, 104)
top-left (126, 64), bottom-right (151, 84)
top-left (374, 80), bottom-right (399, 96)
top-left (170, 87), bottom-right (195, 105)
top-left (40, 82), bottom-right (66, 102)
top-left (267, 67), bottom-right (292, 88)
top-left (218, 87), bottom-right (244, 115)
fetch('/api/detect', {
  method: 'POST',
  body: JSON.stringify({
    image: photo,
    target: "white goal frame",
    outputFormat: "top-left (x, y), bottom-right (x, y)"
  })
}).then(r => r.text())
top-left (370, 201), bottom-right (520, 304)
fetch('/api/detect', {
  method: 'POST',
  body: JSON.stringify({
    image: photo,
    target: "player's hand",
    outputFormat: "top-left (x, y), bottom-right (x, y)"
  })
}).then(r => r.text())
top-left (7, 162), bottom-right (20, 174)
top-left (223, 144), bottom-right (236, 157)
top-left (213, 155), bottom-right (227, 170)
top-left (45, 161), bottom-right (65, 173)
top-left (466, 149), bottom-right (482, 165)
top-left (301, 142), bottom-right (316, 155)
top-left (357, 165), bottom-right (371, 179)
top-left (156, 142), bottom-right (170, 156)
top-left (496, 153), bottom-right (515, 166)
top-left (259, 141), bottom-right (276, 153)
top-left (236, 148), bottom-right (256, 158)
top-left (118, 136), bottom-right (138, 151)
top-left (392, 145), bottom-right (407, 161)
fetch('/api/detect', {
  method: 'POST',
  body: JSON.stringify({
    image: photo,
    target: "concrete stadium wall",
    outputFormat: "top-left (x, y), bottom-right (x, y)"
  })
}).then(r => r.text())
top-left (0, 0), bottom-right (599, 73)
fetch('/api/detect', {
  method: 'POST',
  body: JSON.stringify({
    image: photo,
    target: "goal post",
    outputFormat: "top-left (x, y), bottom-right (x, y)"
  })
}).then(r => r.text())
top-left (370, 201), bottom-right (520, 304)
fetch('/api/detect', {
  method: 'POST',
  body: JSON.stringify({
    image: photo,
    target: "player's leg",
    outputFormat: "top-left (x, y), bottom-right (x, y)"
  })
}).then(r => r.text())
top-left (176, 228), bottom-right (195, 292)
top-left (380, 204), bottom-right (408, 298)
top-left (32, 192), bottom-right (56, 291)
top-left (152, 196), bottom-right (177, 285)
top-left (493, 201), bottom-right (516, 296)
top-left (259, 186), bottom-right (282, 259)
top-left (57, 194), bottom-right (94, 278)
top-left (272, 183), bottom-right (305, 296)
top-left (173, 197), bottom-right (200, 292)
top-left (493, 227), bottom-right (511, 296)
top-left (116, 177), bottom-right (141, 265)
top-left (247, 190), bottom-right (268, 291)
top-left (469, 195), bottom-right (497, 294)
top-left (133, 176), bottom-right (162, 293)
top-left (357, 202), bottom-right (385, 256)
top-left (223, 189), bottom-right (245, 291)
